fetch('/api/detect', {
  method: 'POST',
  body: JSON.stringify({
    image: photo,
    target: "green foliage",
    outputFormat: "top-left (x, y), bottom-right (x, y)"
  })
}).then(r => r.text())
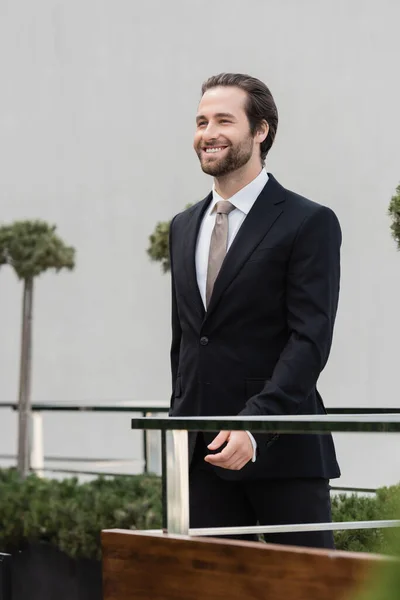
top-left (147, 219), bottom-right (171, 273)
top-left (146, 204), bottom-right (193, 273)
top-left (351, 489), bottom-right (400, 600)
top-left (388, 184), bottom-right (400, 250)
top-left (0, 468), bottom-right (399, 562)
top-left (356, 536), bottom-right (400, 600)
top-left (0, 220), bottom-right (75, 279)
top-left (332, 486), bottom-right (400, 554)
top-left (0, 469), bottom-right (161, 560)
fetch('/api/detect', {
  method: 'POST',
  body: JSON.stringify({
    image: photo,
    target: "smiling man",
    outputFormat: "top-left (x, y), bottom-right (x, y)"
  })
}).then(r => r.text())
top-left (168, 73), bottom-right (342, 548)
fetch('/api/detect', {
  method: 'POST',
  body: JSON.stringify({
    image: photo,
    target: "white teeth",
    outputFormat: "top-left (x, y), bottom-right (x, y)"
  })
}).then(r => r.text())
top-left (205, 147), bottom-right (225, 153)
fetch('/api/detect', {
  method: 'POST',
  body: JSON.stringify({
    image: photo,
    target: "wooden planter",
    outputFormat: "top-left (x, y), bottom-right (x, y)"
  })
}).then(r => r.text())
top-left (102, 529), bottom-right (387, 600)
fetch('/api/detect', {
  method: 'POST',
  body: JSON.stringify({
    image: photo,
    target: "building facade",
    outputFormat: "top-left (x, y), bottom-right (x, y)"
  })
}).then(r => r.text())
top-left (1, 0), bottom-right (399, 486)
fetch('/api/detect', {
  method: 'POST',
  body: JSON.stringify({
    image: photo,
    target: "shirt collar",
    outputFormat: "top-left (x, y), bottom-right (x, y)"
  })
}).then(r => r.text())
top-left (210, 169), bottom-right (269, 215)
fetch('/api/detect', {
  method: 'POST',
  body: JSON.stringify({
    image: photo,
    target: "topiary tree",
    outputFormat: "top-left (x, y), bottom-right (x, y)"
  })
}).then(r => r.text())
top-left (388, 183), bottom-right (400, 249)
top-left (0, 221), bottom-right (75, 478)
top-left (147, 205), bottom-right (193, 273)
top-left (147, 220), bottom-right (171, 273)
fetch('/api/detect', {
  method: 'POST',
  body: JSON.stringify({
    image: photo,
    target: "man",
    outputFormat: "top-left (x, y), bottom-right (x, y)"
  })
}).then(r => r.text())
top-left (168, 73), bottom-right (341, 549)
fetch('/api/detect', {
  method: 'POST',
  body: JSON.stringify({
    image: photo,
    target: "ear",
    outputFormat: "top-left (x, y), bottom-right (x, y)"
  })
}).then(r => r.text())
top-left (256, 120), bottom-right (269, 144)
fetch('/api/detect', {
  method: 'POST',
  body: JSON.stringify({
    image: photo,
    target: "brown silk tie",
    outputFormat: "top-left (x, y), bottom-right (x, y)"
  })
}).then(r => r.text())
top-left (206, 200), bottom-right (235, 307)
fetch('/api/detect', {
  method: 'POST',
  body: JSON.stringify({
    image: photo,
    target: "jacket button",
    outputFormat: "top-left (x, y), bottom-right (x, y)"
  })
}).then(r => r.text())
top-left (200, 336), bottom-right (209, 346)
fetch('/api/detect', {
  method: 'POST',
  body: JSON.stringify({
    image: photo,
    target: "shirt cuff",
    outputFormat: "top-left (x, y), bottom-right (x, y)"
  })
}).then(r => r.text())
top-left (246, 431), bottom-right (257, 462)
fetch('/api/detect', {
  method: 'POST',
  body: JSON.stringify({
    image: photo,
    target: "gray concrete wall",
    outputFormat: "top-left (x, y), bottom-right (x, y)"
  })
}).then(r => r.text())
top-left (1, 0), bottom-right (399, 487)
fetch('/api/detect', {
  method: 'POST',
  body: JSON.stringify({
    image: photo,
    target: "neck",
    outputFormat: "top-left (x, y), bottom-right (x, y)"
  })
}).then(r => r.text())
top-left (214, 161), bottom-right (264, 199)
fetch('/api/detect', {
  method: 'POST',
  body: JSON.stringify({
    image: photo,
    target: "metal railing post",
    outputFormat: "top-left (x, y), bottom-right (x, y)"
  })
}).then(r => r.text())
top-left (143, 411), bottom-right (162, 475)
top-left (30, 411), bottom-right (44, 477)
top-left (166, 429), bottom-right (189, 535)
top-left (142, 411), bottom-right (149, 473)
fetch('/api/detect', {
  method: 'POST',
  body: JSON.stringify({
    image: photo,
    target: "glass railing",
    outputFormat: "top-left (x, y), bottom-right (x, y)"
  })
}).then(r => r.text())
top-left (130, 414), bottom-right (400, 537)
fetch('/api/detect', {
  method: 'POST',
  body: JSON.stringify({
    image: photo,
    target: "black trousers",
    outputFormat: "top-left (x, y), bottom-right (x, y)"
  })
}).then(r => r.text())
top-left (189, 435), bottom-right (334, 549)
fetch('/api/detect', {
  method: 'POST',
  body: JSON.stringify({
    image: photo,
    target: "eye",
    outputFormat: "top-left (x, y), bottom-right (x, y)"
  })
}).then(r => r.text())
top-left (197, 121), bottom-right (207, 128)
top-left (220, 119), bottom-right (232, 125)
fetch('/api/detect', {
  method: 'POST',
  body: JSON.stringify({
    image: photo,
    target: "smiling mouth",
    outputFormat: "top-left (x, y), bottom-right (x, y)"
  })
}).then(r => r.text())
top-left (203, 146), bottom-right (228, 155)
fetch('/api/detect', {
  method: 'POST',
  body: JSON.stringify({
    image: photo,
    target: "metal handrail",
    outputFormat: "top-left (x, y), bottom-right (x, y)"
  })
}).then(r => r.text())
top-left (190, 520), bottom-right (400, 537)
top-left (1, 403), bottom-right (399, 479)
top-left (131, 413), bottom-right (400, 433)
top-left (1, 402), bottom-right (399, 413)
top-left (129, 414), bottom-right (400, 537)
top-left (0, 401), bottom-right (170, 412)
top-left (0, 401), bottom-right (169, 476)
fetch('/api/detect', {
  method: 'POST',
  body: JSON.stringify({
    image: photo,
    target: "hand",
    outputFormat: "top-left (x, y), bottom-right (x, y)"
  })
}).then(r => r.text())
top-left (204, 430), bottom-right (253, 470)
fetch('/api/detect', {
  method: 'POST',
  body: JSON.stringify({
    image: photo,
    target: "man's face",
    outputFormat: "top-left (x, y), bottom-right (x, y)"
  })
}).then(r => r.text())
top-left (194, 86), bottom-right (256, 177)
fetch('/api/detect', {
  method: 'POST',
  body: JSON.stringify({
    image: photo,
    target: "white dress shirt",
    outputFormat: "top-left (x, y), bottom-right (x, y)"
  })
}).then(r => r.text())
top-left (195, 168), bottom-right (269, 462)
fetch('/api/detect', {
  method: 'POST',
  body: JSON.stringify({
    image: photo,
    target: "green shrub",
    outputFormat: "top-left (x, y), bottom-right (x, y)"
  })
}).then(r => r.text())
top-left (351, 490), bottom-right (400, 600)
top-left (0, 468), bottom-right (398, 561)
top-left (332, 487), bottom-right (400, 553)
top-left (0, 469), bottom-right (161, 560)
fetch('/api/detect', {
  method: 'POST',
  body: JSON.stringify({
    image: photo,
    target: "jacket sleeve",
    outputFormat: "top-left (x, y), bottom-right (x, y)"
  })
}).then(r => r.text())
top-left (239, 205), bottom-right (341, 418)
top-left (169, 216), bottom-right (182, 414)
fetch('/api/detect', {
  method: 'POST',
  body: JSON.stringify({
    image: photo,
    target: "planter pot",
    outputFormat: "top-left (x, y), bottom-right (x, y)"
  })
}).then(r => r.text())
top-left (9, 542), bottom-right (102, 600)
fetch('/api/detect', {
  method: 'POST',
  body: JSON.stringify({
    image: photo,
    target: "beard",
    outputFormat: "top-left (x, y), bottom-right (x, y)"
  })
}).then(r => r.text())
top-left (197, 134), bottom-right (254, 177)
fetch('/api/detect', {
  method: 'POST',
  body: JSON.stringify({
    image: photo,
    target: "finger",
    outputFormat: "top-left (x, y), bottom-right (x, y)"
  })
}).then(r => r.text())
top-left (205, 435), bottom-right (242, 464)
top-left (208, 445), bottom-right (253, 470)
top-left (205, 448), bottom-right (238, 466)
top-left (207, 430), bottom-right (230, 450)
top-left (228, 457), bottom-right (250, 471)
top-left (206, 453), bottom-right (246, 471)
top-left (223, 449), bottom-right (251, 470)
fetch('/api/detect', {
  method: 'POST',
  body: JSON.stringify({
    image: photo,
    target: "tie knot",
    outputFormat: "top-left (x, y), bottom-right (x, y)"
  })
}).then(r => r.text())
top-left (215, 200), bottom-right (235, 216)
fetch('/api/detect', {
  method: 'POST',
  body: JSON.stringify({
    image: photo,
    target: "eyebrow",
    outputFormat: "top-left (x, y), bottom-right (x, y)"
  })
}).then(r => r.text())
top-left (196, 112), bottom-right (236, 122)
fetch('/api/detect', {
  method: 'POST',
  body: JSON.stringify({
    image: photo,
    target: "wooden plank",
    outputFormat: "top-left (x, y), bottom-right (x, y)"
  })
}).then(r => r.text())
top-left (102, 529), bottom-right (386, 600)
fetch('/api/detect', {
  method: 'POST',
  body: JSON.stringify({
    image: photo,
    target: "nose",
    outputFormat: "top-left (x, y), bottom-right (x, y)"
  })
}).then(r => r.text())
top-left (202, 121), bottom-right (220, 143)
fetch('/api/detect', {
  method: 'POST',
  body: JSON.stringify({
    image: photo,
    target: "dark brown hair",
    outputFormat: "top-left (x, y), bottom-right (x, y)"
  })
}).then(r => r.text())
top-left (201, 73), bottom-right (278, 162)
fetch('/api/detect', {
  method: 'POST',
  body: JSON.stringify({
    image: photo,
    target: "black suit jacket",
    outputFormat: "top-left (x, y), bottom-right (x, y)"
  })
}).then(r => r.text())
top-left (169, 174), bottom-right (341, 481)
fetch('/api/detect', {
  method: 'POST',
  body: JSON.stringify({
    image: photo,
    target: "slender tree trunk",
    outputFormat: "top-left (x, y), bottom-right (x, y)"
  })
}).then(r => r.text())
top-left (17, 277), bottom-right (34, 478)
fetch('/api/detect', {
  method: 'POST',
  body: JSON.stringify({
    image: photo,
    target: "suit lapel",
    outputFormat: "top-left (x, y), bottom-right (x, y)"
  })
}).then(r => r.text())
top-left (205, 174), bottom-right (285, 319)
top-left (182, 193), bottom-right (212, 318)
